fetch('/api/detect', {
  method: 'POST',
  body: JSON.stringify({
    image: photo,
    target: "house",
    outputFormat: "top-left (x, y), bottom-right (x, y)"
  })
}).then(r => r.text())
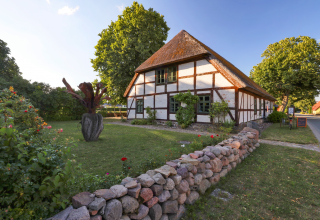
top-left (123, 30), bottom-right (276, 125)
top-left (312, 101), bottom-right (320, 115)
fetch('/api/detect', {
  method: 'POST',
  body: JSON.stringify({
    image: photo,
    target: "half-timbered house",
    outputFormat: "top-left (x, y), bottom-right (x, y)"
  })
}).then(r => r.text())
top-left (123, 30), bottom-right (276, 125)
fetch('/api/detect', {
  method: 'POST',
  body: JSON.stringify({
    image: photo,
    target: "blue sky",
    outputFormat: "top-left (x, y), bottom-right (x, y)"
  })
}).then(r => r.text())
top-left (1, 0), bottom-right (320, 100)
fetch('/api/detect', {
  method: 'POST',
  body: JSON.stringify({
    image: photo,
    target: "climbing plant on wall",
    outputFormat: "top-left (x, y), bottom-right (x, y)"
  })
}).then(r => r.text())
top-left (209, 100), bottom-right (230, 125)
top-left (174, 91), bottom-right (199, 128)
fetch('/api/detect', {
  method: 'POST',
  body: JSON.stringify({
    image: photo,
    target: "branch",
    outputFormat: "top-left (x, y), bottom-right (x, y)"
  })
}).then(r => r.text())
top-left (62, 78), bottom-right (86, 106)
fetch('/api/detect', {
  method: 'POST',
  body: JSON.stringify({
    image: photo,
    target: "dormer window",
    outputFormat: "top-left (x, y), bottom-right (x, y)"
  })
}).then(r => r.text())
top-left (167, 66), bottom-right (177, 83)
top-left (156, 66), bottom-right (177, 84)
top-left (156, 69), bottom-right (165, 84)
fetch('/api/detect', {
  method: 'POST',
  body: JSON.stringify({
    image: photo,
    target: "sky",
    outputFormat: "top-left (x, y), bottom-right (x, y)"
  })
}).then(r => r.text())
top-left (1, 0), bottom-right (320, 101)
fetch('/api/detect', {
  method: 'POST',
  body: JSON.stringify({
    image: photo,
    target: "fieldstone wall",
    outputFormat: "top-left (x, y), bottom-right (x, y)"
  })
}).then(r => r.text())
top-left (48, 127), bottom-right (260, 220)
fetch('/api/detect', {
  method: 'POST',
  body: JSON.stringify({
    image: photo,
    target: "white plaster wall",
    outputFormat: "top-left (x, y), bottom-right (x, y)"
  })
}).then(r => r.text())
top-left (218, 89), bottom-right (235, 108)
top-left (136, 74), bottom-right (144, 84)
top-left (214, 110), bottom-right (235, 123)
top-left (128, 98), bottom-right (135, 108)
top-left (249, 111), bottom-right (254, 121)
top-left (169, 93), bottom-right (178, 96)
top-left (239, 111), bottom-right (244, 124)
top-left (244, 93), bottom-right (248, 109)
top-left (196, 74), bottom-right (212, 89)
top-left (197, 115), bottom-right (210, 122)
top-left (136, 84), bottom-right (144, 96)
top-left (145, 83), bottom-right (155, 94)
top-left (213, 90), bottom-right (221, 102)
top-left (136, 114), bottom-right (143, 119)
top-left (155, 94), bottom-right (167, 108)
top-left (167, 83), bottom-right (177, 92)
top-left (197, 90), bottom-right (211, 94)
top-left (238, 92), bottom-right (242, 109)
top-left (156, 109), bottom-right (167, 119)
top-left (179, 78), bottom-right (194, 91)
top-left (169, 114), bottom-right (176, 121)
top-left (244, 110), bottom-right (247, 123)
top-left (145, 71), bottom-right (155, 82)
top-left (128, 87), bottom-right (135, 97)
top-left (128, 110), bottom-right (135, 119)
top-left (144, 96), bottom-right (154, 108)
top-left (215, 73), bottom-right (233, 87)
top-left (156, 85), bottom-right (165, 93)
top-left (179, 62), bottom-right (194, 77)
top-left (196, 59), bottom-right (216, 73)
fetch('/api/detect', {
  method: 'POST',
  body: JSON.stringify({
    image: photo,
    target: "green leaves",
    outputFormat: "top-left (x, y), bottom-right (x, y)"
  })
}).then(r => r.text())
top-left (174, 91), bottom-right (199, 128)
top-left (91, 1), bottom-right (170, 103)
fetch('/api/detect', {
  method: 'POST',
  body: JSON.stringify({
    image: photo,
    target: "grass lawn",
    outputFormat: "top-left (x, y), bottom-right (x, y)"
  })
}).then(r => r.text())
top-left (182, 144), bottom-right (320, 219)
top-left (48, 119), bottom-right (198, 175)
top-left (260, 123), bottom-right (318, 144)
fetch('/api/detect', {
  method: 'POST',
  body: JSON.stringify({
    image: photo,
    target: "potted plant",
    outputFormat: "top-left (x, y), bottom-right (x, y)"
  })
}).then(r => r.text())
top-left (62, 78), bottom-right (111, 141)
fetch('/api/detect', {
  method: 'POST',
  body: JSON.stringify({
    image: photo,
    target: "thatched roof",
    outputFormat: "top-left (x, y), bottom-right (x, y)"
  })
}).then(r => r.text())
top-left (125, 30), bottom-right (276, 101)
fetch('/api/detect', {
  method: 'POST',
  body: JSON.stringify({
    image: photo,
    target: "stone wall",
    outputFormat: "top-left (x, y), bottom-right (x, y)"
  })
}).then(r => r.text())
top-left (48, 127), bottom-right (260, 220)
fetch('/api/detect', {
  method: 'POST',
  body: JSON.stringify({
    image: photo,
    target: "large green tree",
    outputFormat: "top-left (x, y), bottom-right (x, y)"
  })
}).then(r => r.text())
top-left (250, 36), bottom-right (320, 112)
top-left (91, 1), bottom-right (170, 103)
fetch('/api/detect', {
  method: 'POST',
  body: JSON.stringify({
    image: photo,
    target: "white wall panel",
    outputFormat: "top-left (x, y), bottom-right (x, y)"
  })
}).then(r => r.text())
top-left (136, 114), bottom-right (143, 119)
top-left (213, 90), bottom-right (221, 102)
top-left (156, 85), bottom-right (165, 93)
top-left (179, 62), bottom-right (194, 77)
top-left (215, 73), bottom-right (233, 87)
top-left (136, 74), bottom-right (144, 84)
top-left (128, 98), bottom-right (135, 108)
top-left (167, 83), bottom-right (177, 92)
top-left (197, 115), bottom-right (210, 122)
top-left (129, 87), bottom-right (135, 96)
top-left (251, 96), bottom-right (254, 110)
top-left (244, 94), bottom-right (248, 109)
top-left (144, 96), bottom-right (154, 108)
top-left (238, 92), bottom-right (243, 109)
top-left (244, 110), bottom-right (247, 123)
top-left (156, 110), bottom-right (167, 119)
top-left (136, 84), bottom-right (144, 95)
top-left (196, 59), bottom-right (216, 73)
top-left (145, 71), bottom-right (155, 82)
top-left (179, 78), bottom-right (194, 91)
top-left (128, 110), bottom-right (135, 119)
top-left (145, 83), bottom-right (155, 94)
top-left (197, 90), bottom-right (211, 94)
top-left (239, 111), bottom-right (244, 124)
top-left (155, 94), bottom-right (167, 108)
top-left (196, 74), bottom-right (212, 89)
top-left (218, 89), bottom-right (235, 108)
top-left (169, 114), bottom-right (176, 121)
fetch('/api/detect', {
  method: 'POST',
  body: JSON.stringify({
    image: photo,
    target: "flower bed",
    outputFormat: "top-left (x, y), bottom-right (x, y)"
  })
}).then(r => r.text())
top-left (48, 127), bottom-right (260, 220)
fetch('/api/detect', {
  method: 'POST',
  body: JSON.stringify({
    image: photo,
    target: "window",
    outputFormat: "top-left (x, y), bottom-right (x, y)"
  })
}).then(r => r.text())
top-left (156, 69), bottom-right (165, 84)
top-left (198, 95), bottom-right (210, 113)
top-left (259, 99), bottom-right (262, 115)
top-left (254, 98), bottom-right (257, 114)
top-left (270, 101), bottom-right (272, 111)
top-left (167, 66), bottom-right (177, 82)
top-left (136, 100), bottom-right (143, 113)
top-left (170, 97), bottom-right (179, 113)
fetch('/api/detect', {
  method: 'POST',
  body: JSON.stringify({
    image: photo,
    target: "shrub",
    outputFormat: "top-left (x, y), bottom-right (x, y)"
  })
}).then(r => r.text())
top-left (267, 111), bottom-right (287, 123)
top-left (0, 87), bottom-right (76, 219)
top-left (131, 119), bottom-right (148, 125)
top-left (174, 91), bottom-right (199, 128)
top-left (146, 106), bottom-right (157, 124)
top-left (209, 100), bottom-right (230, 124)
top-left (165, 121), bottom-right (173, 127)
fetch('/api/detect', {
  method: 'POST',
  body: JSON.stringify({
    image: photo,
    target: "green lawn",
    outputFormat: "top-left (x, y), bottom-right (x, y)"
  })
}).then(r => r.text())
top-left (260, 123), bottom-right (318, 144)
top-left (48, 119), bottom-right (198, 175)
top-left (182, 144), bottom-right (320, 219)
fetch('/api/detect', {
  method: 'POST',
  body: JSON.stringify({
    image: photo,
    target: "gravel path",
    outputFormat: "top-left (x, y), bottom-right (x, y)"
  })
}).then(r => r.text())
top-left (105, 122), bottom-right (216, 136)
top-left (259, 139), bottom-right (320, 152)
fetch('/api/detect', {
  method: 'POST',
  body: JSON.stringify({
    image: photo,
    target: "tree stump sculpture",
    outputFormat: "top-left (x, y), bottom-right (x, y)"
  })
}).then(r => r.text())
top-left (62, 78), bottom-right (111, 141)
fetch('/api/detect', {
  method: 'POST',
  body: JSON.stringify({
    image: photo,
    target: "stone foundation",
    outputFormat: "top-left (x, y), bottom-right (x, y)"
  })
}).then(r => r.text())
top-left (48, 127), bottom-right (260, 220)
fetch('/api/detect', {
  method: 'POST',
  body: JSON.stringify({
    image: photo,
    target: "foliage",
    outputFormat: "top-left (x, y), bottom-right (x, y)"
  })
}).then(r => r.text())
top-left (120, 115), bottom-right (126, 122)
top-left (219, 119), bottom-right (236, 139)
top-left (209, 100), bottom-right (230, 124)
top-left (91, 1), bottom-right (170, 104)
top-left (0, 39), bottom-right (21, 81)
top-left (146, 106), bottom-right (157, 124)
top-left (0, 88), bottom-right (77, 219)
top-left (165, 121), bottom-right (173, 127)
top-left (267, 111), bottom-right (287, 123)
top-left (250, 36), bottom-right (320, 112)
top-left (174, 91), bottom-right (199, 128)
top-left (131, 119), bottom-right (148, 125)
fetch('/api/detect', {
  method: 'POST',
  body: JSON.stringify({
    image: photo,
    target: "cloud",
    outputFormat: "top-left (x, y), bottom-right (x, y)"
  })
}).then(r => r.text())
top-left (116, 4), bottom-right (124, 12)
top-left (58, 6), bottom-right (79, 15)
top-left (46, 0), bottom-right (50, 4)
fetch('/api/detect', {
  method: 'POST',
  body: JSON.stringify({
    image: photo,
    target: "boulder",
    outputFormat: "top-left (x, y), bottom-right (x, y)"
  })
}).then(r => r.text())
top-left (88, 197), bottom-right (106, 212)
top-left (155, 165), bottom-right (177, 178)
top-left (152, 173), bottom-right (166, 185)
top-left (198, 179), bottom-right (211, 194)
top-left (221, 157), bottom-right (229, 166)
top-left (211, 158), bottom-right (223, 173)
top-left (241, 127), bottom-right (259, 140)
top-left (219, 169), bottom-right (228, 178)
top-left (138, 174), bottom-right (155, 188)
top-left (163, 178), bottom-right (175, 190)
top-left (72, 192), bottom-right (95, 209)
top-left (66, 206), bottom-right (90, 220)
top-left (158, 190), bottom-right (171, 203)
top-left (94, 189), bottom-right (116, 201)
top-left (169, 175), bottom-right (182, 185)
top-left (169, 188), bottom-right (179, 200)
top-left (197, 163), bottom-right (206, 173)
top-left (209, 173), bottom-right (220, 184)
top-left (49, 205), bottom-right (73, 220)
top-left (120, 196), bottom-right (139, 214)
top-left (194, 174), bottom-right (203, 185)
top-left (130, 204), bottom-right (149, 220)
top-left (140, 188), bottom-right (154, 203)
top-left (110, 185), bottom-right (128, 198)
top-left (128, 183), bottom-right (142, 199)
top-left (145, 197), bottom-right (159, 208)
top-left (148, 203), bottom-right (162, 220)
top-left (180, 158), bottom-right (199, 166)
top-left (150, 184), bottom-right (163, 197)
top-left (166, 161), bottom-right (178, 169)
top-left (159, 214), bottom-right (169, 220)
top-left (210, 147), bottom-right (221, 156)
top-left (176, 167), bottom-right (188, 179)
top-left (177, 193), bottom-right (187, 205)
top-left (227, 154), bottom-right (235, 163)
top-left (204, 151), bottom-right (216, 159)
top-left (168, 205), bottom-right (186, 220)
top-left (103, 199), bottom-right (122, 220)
top-left (204, 169), bottom-right (213, 178)
top-left (161, 200), bottom-right (178, 214)
top-left (185, 191), bottom-right (199, 205)
top-left (176, 180), bottom-right (189, 194)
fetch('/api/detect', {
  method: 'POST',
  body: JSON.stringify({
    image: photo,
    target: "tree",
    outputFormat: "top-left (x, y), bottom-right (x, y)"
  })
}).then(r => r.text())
top-left (293, 97), bottom-right (315, 113)
top-left (0, 39), bottom-right (21, 80)
top-left (250, 36), bottom-right (320, 112)
top-left (91, 2), bottom-right (170, 103)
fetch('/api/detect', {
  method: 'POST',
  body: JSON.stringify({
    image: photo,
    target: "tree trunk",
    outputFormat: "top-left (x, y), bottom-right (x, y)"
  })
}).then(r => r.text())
top-left (279, 95), bottom-right (289, 112)
top-left (81, 113), bottom-right (104, 141)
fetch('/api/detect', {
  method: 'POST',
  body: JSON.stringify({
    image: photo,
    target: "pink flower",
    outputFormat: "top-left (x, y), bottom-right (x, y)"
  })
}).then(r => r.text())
top-left (53, 137), bottom-right (56, 141)
top-left (47, 125), bottom-right (52, 129)
top-left (8, 124), bottom-right (12, 128)
top-left (198, 134), bottom-right (201, 137)
top-left (106, 173), bottom-right (109, 175)
top-left (60, 128), bottom-right (63, 132)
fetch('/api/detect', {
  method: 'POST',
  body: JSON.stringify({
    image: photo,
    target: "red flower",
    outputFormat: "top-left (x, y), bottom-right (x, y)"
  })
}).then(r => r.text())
top-left (37, 129), bottom-right (39, 132)
top-left (29, 106), bottom-right (32, 108)
top-left (216, 134), bottom-right (219, 137)
top-left (210, 135), bottom-right (214, 138)
top-left (128, 167), bottom-right (131, 169)
top-left (14, 92), bottom-right (16, 94)
top-left (198, 134), bottom-right (201, 137)
top-left (24, 110), bottom-right (28, 113)
top-left (121, 157), bottom-right (127, 161)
